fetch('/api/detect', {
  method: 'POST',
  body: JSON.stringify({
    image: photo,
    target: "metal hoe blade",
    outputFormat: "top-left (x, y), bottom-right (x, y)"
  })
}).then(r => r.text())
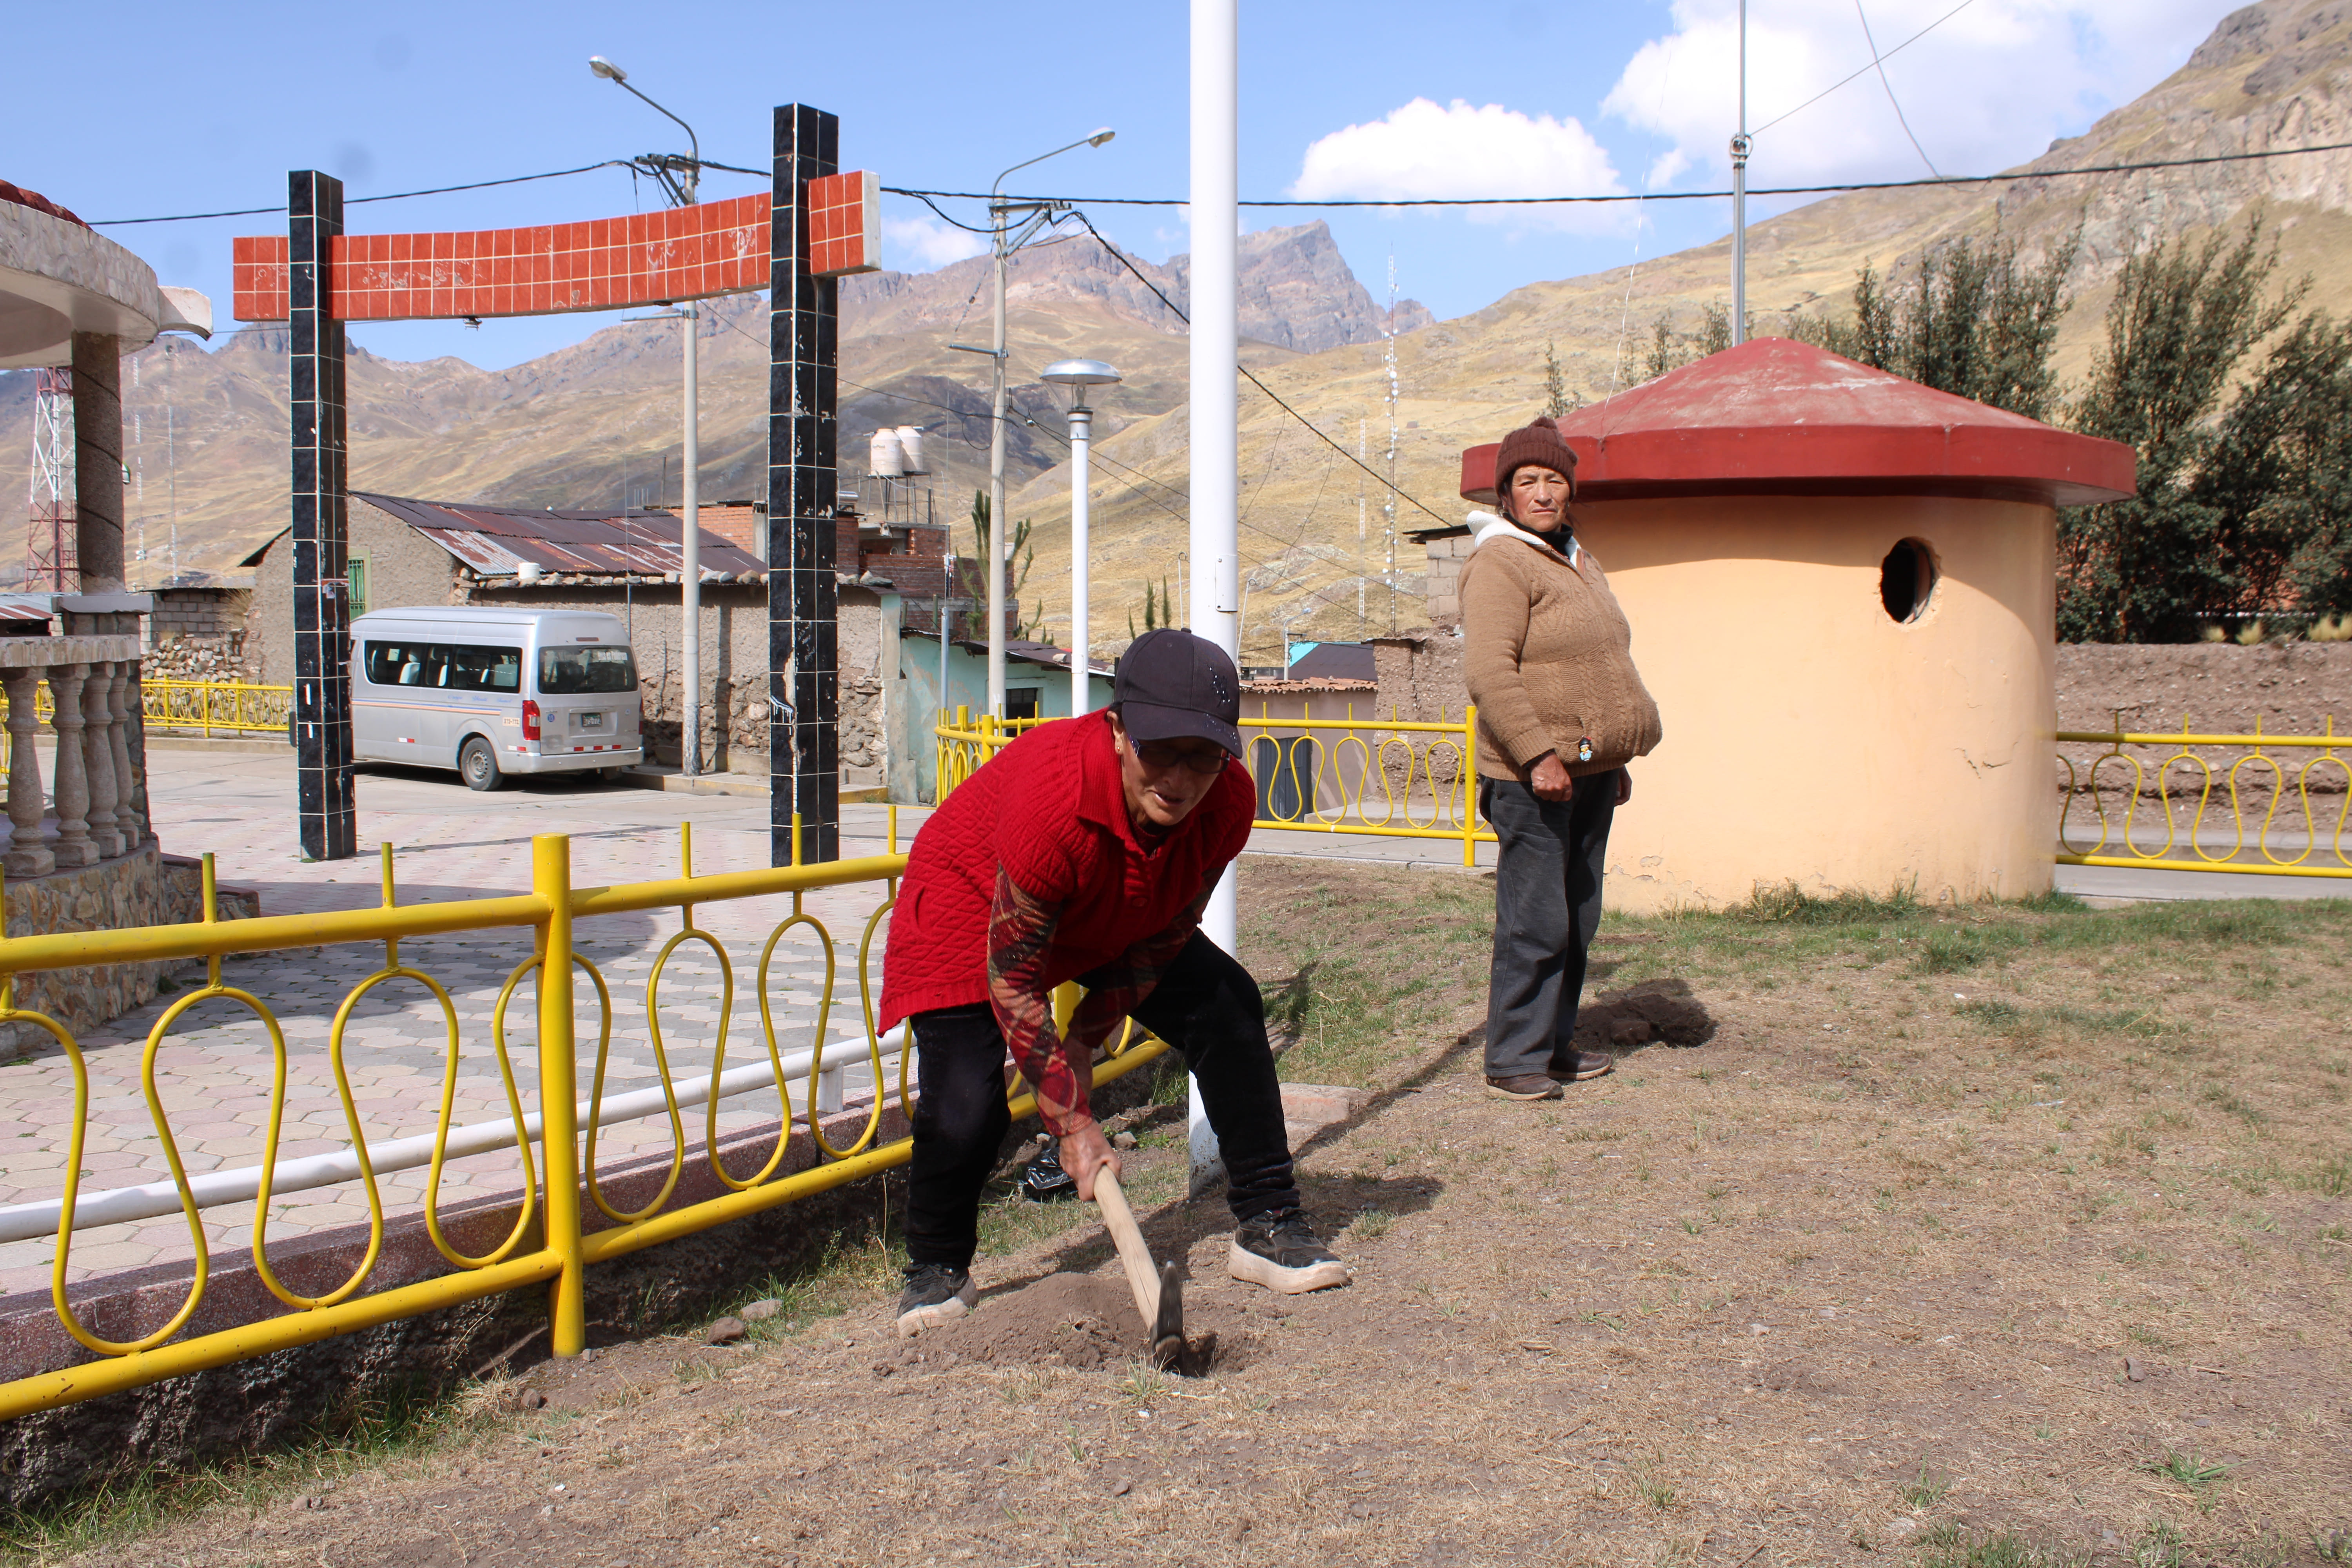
top-left (1149, 1260), bottom-right (1185, 1371)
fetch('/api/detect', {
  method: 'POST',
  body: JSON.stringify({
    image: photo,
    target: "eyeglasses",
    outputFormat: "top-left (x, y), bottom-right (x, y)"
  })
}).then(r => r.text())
top-left (1132, 739), bottom-right (1228, 775)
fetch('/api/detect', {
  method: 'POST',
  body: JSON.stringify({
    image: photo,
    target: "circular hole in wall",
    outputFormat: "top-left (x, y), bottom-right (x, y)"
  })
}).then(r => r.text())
top-left (1880, 539), bottom-right (1938, 624)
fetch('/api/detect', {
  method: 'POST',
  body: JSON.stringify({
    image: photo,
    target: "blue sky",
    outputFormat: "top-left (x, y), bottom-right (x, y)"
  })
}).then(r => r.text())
top-left (14, 0), bottom-right (2232, 371)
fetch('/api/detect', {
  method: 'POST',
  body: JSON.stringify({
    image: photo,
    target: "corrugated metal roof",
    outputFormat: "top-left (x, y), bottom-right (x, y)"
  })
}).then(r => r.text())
top-left (356, 493), bottom-right (767, 579)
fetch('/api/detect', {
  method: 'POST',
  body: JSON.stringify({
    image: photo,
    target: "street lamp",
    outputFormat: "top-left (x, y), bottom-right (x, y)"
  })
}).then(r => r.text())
top-left (1040, 358), bottom-right (1121, 717)
top-left (968, 129), bottom-right (1114, 719)
top-left (590, 54), bottom-right (709, 775)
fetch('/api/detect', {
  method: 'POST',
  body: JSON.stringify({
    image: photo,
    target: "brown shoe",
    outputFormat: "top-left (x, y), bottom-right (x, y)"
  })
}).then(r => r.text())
top-left (1546, 1051), bottom-right (1615, 1083)
top-left (1485, 1073), bottom-right (1564, 1101)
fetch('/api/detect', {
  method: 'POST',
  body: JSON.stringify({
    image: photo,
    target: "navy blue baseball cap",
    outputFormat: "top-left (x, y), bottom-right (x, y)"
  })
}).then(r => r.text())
top-left (1113, 628), bottom-right (1243, 758)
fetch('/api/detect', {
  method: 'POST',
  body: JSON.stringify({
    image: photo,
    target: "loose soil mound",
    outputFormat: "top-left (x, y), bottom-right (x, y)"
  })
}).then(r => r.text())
top-left (900, 1273), bottom-right (1140, 1370)
top-left (891, 1269), bottom-right (1245, 1374)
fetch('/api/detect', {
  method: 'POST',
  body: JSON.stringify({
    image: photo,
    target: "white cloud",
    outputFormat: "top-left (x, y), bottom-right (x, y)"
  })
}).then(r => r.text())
top-left (882, 214), bottom-right (989, 270)
top-left (1602, 0), bottom-right (2230, 191)
top-left (1290, 98), bottom-right (1629, 230)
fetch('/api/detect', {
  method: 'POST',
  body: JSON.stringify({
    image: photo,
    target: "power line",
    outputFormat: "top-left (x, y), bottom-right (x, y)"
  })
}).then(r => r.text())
top-left (1067, 212), bottom-right (1454, 527)
top-left (887, 140), bottom-right (2352, 209)
top-left (87, 160), bottom-right (664, 226)
top-left (1755, 0), bottom-right (1976, 137)
top-left (1855, 0), bottom-right (1945, 181)
top-left (87, 135), bottom-right (2352, 229)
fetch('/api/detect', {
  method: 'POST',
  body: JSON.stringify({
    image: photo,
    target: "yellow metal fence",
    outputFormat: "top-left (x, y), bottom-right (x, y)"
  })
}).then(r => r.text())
top-left (0, 820), bottom-right (1167, 1420)
top-left (0, 679), bottom-right (292, 738)
top-left (2056, 715), bottom-right (2350, 879)
top-left (142, 679), bottom-right (292, 736)
top-left (934, 703), bottom-right (1498, 864)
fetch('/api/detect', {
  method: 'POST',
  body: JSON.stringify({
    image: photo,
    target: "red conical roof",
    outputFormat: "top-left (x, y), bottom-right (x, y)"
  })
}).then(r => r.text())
top-left (1461, 337), bottom-right (2134, 508)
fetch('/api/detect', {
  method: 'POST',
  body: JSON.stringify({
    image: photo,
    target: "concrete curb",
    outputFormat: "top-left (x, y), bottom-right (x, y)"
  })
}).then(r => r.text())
top-left (143, 735), bottom-right (288, 754)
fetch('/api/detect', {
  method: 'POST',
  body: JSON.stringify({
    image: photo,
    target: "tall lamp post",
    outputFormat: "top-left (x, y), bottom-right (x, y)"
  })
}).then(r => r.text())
top-left (1041, 358), bottom-right (1121, 716)
top-left (953, 129), bottom-right (1114, 719)
top-left (590, 54), bottom-right (710, 774)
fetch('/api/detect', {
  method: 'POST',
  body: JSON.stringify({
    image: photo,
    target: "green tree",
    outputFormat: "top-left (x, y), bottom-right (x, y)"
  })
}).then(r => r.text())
top-left (2188, 309), bottom-right (2352, 622)
top-left (1697, 300), bottom-right (1733, 358)
top-left (2060, 219), bottom-right (2299, 642)
top-left (1542, 339), bottom-right (1578, 417)
top-left (1644, 314), bottom-right (1678, 382)
top-left (1802, 230), bottom-right (2078, 421)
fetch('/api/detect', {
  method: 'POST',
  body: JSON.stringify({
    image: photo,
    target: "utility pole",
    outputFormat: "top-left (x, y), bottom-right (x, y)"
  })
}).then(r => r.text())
top-left (967, 131), bottom-right (1113, 717)
top-left (1190, 0), bottom-right (1239, 1190)
top-left (589, 55), bottom-right (707, 771)
top-left (1730, 0), bottom-right (1750, 346)
top-left (681, 298), bottom-right (701, 772)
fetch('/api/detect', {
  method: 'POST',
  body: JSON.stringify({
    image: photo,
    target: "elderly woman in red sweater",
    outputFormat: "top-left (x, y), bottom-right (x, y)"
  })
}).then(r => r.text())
top-left (878, 629), bottom-right (1348, 1334)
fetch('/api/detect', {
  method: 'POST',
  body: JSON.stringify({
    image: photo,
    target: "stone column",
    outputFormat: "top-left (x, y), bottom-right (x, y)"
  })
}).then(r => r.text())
top-left (768, 105), bottom-right (844, 866)
top-left (2, 670), bottom-right (54, 879)
top-left (47, 664), bottom-right (96, 869)
top-left (82, 661), bottom-right (123, 859)
top-left (289, 169), bottom-right (355, 862)
top-left (108, 661), bottom-right (145, 848)
top-left (71, 333), bottom-right (125, 593)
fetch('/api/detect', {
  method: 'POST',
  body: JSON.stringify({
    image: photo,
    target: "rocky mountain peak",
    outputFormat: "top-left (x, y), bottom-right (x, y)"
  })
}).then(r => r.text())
top-left (841, 219), bottom-right (1430, 354)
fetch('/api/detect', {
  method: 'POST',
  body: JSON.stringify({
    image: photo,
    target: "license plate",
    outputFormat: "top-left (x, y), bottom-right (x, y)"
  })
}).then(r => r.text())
top-left (579, 712), bottom-right (604, 730)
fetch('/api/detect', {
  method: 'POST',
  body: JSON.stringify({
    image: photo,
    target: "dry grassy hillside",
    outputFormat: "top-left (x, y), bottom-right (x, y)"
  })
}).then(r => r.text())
top-left (4, 0), bottom-right (2346, 641)
top-left (1009, 0), bottom-right (2352, 663)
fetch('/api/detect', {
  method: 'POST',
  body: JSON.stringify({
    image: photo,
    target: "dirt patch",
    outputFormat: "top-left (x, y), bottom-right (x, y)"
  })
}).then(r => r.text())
top-left (27, 865), bottom-right (2352, 1568)
top-left (2058, 641), bottom-right (2352, 735)
top-left (890, 1274), bottom-right (1153, 1372)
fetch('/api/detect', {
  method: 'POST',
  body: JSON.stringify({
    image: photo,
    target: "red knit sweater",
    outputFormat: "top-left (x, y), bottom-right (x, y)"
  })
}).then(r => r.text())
top-left (879, 711), bottom-right (1253, 1131)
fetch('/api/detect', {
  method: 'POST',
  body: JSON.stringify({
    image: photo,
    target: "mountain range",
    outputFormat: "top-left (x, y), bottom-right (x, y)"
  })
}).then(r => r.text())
top-left (3, 0), bottom-right (2348, 667)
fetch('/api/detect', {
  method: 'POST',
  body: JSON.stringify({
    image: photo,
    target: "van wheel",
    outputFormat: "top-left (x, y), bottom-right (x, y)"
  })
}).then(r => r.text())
top-left (459, 737), bottom-right (503, 792)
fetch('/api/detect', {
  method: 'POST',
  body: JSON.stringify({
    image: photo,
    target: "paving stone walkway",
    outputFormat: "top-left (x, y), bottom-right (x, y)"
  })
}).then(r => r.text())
top-left (0, 753), bottom-right (924, 1295)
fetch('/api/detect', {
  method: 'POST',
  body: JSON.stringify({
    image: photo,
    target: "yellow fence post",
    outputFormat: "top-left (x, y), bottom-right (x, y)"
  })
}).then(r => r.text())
top-left (1462, 703), bottom-right (1479, 867)
top-left (532, 833), bottom-right (586, 1357)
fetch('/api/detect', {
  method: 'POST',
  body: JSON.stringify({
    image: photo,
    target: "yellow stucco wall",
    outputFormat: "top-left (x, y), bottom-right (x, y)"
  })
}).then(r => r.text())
top-left (1575, 493), bottom-right (2057, 913)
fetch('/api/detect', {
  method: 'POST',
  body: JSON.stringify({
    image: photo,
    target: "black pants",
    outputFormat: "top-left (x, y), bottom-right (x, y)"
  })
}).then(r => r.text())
top-left (1482, 773), bottom-right (1617, 1079)
top-left (904, 931), bottom-right (1301, 1272)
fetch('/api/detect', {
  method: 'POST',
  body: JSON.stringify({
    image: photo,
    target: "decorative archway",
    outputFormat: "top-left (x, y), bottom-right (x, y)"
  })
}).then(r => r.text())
top-left (232, 104), bottom-right (877, 864)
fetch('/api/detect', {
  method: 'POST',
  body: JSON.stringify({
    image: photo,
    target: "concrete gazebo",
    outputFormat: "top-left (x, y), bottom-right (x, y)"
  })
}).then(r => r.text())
top-left (2, 180), bottom-right (211, 592)
top-left (0, 181), bottom-right (216, 1035)
top-left (1460, 337), bottom-right (2136, 912)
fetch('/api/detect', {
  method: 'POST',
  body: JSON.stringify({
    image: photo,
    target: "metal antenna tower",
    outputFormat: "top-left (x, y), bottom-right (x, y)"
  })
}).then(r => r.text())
top-left (25, 368), bottom-right (76, 590)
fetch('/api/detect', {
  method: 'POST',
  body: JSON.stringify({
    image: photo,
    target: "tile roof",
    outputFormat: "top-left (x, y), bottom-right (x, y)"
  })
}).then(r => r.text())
top-left (240, 494), bottom-right (766, 579)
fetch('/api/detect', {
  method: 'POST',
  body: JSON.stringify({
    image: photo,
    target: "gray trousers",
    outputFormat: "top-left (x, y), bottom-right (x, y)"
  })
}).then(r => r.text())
top-left (1482, 773), bottom-right (1617, 1078)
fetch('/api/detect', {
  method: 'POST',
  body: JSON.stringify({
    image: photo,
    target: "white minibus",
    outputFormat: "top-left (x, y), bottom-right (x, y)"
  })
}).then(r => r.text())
top-left (349, 607), bottom-right (643, 790)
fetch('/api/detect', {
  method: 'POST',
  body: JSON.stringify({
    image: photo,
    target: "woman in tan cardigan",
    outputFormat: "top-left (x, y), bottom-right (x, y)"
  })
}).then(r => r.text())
top-left (1459, 416), bottom-right (1662, 1100)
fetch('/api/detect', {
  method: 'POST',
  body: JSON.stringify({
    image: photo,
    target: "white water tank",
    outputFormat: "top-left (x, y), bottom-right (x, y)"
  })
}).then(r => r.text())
top-left (895, 425), bottom-right (927, 474)
top-left (868, 428), bottom-right (906, 477)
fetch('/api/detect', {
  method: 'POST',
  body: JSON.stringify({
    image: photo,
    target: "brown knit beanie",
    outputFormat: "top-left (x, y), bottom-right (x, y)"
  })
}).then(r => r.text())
top-left (1493, 416), bottom-right (1578, 518)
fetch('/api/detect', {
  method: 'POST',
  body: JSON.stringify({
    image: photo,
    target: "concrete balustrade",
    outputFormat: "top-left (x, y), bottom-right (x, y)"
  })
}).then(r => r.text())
top-left (0, 635), bottom-right (151, 876)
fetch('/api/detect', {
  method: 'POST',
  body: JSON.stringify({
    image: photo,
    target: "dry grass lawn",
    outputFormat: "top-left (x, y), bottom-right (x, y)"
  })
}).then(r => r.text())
top-left (12, 860), bottom-right (2352, 1568)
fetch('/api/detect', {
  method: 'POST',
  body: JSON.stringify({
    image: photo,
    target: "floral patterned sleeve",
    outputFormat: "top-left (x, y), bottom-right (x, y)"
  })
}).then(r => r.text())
top-left (1063, 873), bottom-right (1215, 1057)
top-left (986, 867), bottom-right (1095, 1139)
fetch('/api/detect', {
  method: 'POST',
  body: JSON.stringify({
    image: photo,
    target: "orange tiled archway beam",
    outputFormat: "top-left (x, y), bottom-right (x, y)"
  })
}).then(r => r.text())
top-left (231, 172), bottom-right (877, 323)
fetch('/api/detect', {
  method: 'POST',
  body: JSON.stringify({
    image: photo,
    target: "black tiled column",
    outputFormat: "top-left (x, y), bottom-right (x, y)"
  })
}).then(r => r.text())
top-left (290, 170), bottom-right (355, 862)
top-left (768, 106), bottom-right (841, 866)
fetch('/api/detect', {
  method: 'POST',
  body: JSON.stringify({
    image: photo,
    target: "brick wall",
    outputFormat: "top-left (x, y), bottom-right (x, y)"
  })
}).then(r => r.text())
top-left (1419, 532), bottom-right (1473, 628)
top-left (1370, 630), bottom-right (1467, 724)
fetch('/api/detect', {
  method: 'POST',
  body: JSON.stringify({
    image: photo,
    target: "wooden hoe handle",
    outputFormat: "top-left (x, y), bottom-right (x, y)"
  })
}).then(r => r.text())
top-left (1092, 1166), bottom-right (1161, 1331)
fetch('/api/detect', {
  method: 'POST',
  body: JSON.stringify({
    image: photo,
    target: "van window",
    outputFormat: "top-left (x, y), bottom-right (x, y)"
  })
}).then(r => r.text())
top-left (362, 641), bottom-right (429, 687)
top-left (447, 644), bottom-right (523, 691)
top-left (358, 640), bottom-right (520, 691)
top-left (539, 645), bottom-right (638, 695)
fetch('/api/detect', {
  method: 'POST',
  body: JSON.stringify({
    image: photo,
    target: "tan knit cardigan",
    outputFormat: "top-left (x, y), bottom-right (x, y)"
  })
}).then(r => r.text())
top-left (1458, 516), bottom-right (1662, 781)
